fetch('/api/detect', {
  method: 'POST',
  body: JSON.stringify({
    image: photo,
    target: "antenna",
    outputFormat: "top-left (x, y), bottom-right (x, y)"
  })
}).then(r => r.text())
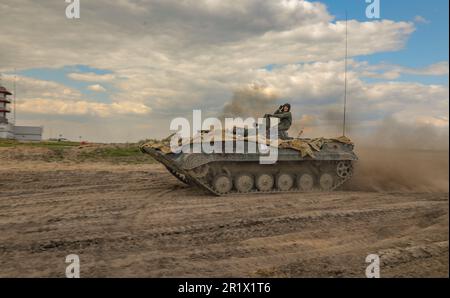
top-left (13, 69), bottom-right (17, 125)
top-left (342, 11), bottom-right (348, 137)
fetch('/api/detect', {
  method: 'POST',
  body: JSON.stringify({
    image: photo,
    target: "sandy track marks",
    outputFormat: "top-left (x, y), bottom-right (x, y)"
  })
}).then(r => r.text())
top-left (0, 163), bottom-right (447, 277)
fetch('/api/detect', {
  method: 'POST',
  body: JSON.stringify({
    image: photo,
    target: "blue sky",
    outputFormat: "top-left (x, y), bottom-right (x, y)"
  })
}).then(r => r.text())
top-left (323, 0), bottom-right (449, 67)
top-left (16, 65), bottom-right (115, 103)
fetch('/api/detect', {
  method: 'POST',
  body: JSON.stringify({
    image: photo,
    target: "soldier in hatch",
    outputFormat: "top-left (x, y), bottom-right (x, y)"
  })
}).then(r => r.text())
top-left (264, 103), bottom-right (293, 140)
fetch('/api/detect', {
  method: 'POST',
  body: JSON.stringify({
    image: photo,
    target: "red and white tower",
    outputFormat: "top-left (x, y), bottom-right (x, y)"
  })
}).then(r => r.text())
top-left (0, 85), bottom-right (12, 124)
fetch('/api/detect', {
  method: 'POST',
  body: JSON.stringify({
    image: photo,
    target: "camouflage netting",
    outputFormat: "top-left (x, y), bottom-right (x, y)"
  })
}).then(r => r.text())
top-left (141, 131), bottom-right (353, 158)
top-left (279, 136), bottom-right (353, 158)
top-left (141, 135), bottom-right (174, 154)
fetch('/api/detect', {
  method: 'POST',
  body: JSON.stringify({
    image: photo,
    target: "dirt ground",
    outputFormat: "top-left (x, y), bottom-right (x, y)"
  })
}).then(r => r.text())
top-left (0, 161), bottom-right (448, 277)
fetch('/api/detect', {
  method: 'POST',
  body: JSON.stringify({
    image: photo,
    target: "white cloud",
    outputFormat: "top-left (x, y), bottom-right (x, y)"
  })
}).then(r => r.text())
top-left (16, 98), bottom-right (151, 118)
top-left (87, 84), bottom-right (107, 92)
top-left (0, 1), bottom-right (415, 73)
top-left (402, 61), bottom-right (449, 76)
top-left (1, 75), bottom-right (151, 118)
top-left (1, 74), bottom-right (82, 100)
top-left (243, 60), bottom-right (449, 135)
top-left (414, 15), bottom-right (430, 24)
top-left (68, 72), bottom-right (116, 82)
top-left (0, 0), bottom-right (446, 142)
top-left (356, 61), bottom-right (449, 79)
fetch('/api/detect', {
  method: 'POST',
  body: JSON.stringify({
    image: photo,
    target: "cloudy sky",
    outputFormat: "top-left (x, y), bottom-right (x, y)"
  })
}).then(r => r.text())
top-left (0, 0), bottom-right (448, 142)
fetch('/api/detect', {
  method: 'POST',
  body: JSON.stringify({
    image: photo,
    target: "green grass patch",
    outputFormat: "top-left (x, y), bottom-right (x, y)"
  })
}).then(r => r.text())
top-left (78, 145), bottom-right (154, 164)
top-left (0, 139), bottom-right (156, 164)
top-left (0, 139), bottom-right (80, 148)
top-left (86, 146), bottom-right (141, 158)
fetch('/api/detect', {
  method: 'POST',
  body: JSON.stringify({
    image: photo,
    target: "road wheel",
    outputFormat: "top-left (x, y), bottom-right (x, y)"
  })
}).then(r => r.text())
top-left (336, 161), bottom-right (353, 178)
top-left (319, 173), bottom-right (334, 191)
top-left (212, 174), bottom-right (233, 194)
top-left (276, 173), bottom-right (294, 191)
top-left (234, 173), bottom-right (254, 193)
top-left (255, 174), bottom-right (274, 192)
top-left (297, 173), bottom-right (314, 191)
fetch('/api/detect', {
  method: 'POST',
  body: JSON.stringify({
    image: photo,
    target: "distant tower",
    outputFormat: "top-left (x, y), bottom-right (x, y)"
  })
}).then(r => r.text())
top-left (0, 84), bottom-right (12, 124)
top-left (0, 76), bottom-right (42, 141)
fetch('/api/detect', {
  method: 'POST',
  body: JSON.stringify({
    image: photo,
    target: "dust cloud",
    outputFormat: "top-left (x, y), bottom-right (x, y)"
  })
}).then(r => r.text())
top-left (349, 119), bottom-right (449, 192)
top-left (221, 84), bottom-right (279, 119)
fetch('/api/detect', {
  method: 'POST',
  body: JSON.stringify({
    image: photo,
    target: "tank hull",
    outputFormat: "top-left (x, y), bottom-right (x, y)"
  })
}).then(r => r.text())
top-left (141, 138), bottom-right (358, 196)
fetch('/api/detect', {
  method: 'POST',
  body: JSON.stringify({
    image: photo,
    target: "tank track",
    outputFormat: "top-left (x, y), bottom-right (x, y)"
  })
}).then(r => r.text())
top-left (174, 165), bottom-right (352, 196)
top-left (165, 166), bottom-right (191, 185)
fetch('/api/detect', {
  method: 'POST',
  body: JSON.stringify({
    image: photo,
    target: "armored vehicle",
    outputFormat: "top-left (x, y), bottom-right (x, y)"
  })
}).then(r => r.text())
top-left (140, 129), bottom-right (357, 196)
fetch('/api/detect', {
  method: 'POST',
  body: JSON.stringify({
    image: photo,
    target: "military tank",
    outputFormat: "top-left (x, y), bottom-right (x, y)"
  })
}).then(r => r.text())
top-left (140, 129), bottom-right (357, 196)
